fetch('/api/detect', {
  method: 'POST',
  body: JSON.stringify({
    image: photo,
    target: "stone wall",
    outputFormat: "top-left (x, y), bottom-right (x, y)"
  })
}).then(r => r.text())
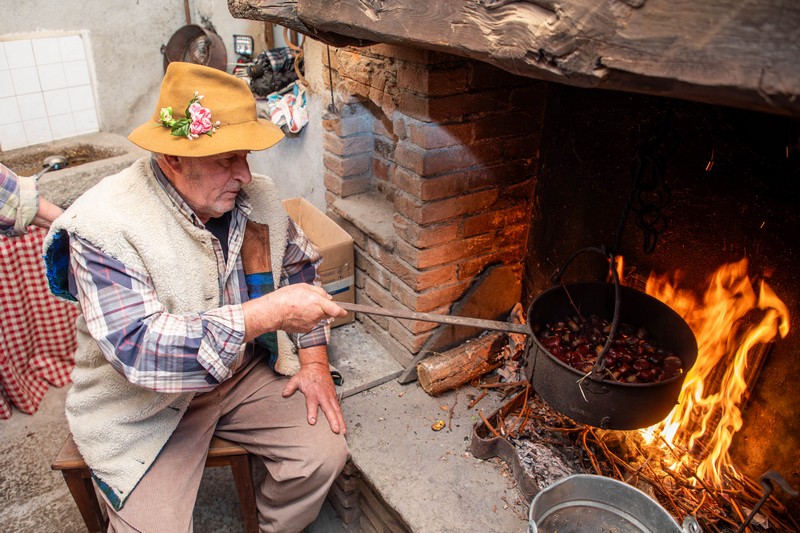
top-left (321, 44), bottom-right (547, 365)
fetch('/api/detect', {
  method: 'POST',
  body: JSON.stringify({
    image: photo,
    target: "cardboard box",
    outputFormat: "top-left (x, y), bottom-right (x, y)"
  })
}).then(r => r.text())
top-left (283, 197), bottom-right (355, 327)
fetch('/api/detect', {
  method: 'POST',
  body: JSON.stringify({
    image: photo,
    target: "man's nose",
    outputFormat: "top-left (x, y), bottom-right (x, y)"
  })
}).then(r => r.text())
top-left (233, 156), bottom-right (252, 183)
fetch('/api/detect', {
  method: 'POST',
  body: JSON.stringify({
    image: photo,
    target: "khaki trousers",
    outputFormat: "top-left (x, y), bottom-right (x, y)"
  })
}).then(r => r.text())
top-left (102, 358), bottom-right (349, 533)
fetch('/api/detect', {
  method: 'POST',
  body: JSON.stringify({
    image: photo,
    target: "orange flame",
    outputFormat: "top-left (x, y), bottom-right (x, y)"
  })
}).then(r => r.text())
top-left (639, 258), bottom-right (790, 487)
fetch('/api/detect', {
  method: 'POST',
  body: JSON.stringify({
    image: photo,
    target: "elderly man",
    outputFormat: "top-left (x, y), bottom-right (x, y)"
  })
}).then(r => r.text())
top-left (43, 62), bottom-right (348, 532)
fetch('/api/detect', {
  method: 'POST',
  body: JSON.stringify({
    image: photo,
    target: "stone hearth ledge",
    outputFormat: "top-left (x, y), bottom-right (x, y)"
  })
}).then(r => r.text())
top-left (330, 322), bottom-right (528, 532)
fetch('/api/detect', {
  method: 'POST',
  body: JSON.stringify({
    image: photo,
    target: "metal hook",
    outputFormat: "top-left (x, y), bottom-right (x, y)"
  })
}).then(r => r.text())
top-left (735, 470), bottom-right (798, 533)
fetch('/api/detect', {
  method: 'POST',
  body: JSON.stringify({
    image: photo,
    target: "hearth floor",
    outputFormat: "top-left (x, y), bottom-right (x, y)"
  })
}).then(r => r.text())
top-left (330, 322), bottom-right (529, 532)
top-left (0, 322), bottom-right (528, 532)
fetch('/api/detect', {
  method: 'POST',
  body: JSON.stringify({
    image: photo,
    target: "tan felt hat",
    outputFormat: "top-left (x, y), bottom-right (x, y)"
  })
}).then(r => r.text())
top-left (128, 62), bottom-right (284, 157)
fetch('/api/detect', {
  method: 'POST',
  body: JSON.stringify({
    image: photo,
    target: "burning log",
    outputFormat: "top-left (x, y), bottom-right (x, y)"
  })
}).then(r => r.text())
top-left (417, 332), bottom-right (508, 396)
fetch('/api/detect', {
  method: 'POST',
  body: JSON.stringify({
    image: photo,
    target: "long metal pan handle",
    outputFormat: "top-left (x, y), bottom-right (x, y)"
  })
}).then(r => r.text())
top-left (338, 302), bottom-right (531, 335)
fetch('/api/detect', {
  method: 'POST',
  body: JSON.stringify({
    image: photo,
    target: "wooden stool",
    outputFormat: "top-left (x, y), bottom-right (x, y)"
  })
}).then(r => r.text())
top-left (51, 433), bottom-right (259, 533)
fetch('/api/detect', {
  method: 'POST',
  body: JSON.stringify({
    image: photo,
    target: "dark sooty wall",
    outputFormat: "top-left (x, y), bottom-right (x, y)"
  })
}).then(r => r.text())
top-left (524, 84), bottom-right (800, 504)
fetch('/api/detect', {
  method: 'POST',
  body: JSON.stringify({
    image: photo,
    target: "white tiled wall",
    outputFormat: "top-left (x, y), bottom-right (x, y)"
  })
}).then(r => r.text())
top-left (0, 34), bottom-right (99, 151)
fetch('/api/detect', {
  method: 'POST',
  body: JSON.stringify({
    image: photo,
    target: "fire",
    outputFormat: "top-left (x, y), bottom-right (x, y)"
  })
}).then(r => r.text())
top-left (638, 258), bottom-right (790, 488)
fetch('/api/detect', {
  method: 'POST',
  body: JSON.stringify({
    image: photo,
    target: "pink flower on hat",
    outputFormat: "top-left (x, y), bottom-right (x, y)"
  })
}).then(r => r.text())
top-left (157, 91), bottom-right (220, 140)
top-left (188, 102), bottom-right (213, 136)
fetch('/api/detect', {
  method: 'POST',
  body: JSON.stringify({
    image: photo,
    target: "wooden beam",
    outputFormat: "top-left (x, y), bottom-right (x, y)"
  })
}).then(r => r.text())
top-left (229, 0), bottom-right (800, 117)
top-left (227, 0), bottom-right (370, 48)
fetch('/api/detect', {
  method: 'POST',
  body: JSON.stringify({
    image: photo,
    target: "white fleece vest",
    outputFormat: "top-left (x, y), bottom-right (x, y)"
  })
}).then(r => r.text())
top-left (43, 157), bottom-right (299, 509)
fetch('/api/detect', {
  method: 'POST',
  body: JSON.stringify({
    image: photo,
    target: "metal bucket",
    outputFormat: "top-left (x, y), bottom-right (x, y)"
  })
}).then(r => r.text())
top-left (528, 475), bottom-right (701, 533)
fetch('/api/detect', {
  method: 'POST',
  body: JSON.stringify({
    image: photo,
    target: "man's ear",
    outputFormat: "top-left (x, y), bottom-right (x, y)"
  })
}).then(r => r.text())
top-left (159, 154), bottom-right (183, 175)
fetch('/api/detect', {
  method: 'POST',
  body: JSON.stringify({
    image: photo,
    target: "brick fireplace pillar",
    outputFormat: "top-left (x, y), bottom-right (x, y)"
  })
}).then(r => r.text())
top-left (322, 44), bottom-right (547, 365)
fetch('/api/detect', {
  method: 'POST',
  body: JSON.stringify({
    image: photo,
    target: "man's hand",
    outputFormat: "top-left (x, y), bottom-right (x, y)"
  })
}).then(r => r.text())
top-left (242, 283), bottom-right (347, 341)
top-left (282, 347), bottom-right (346, 434)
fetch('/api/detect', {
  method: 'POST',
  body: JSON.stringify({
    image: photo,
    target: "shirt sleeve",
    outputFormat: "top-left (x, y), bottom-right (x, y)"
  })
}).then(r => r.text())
top-left (0, 163), bottom-right (38, 236)
top-left (281, 217), bottom-right (331, 349)
top-left (69, 234), bottom-right (247, 392)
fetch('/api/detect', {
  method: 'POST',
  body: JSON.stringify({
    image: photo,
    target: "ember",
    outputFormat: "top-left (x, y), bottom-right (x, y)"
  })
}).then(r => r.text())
top-left (478, 385), bottom-right (798, 532)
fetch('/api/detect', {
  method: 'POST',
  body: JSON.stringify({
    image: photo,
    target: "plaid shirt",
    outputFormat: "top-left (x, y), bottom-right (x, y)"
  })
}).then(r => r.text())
top-left (0, 163), bottom-right (36, 236)
top-left (67, 164), bottom-right (328, 392)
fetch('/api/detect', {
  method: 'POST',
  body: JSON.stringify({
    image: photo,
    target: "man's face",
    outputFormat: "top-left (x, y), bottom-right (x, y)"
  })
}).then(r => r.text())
top-left (171, 151), bottom-right (252, 223)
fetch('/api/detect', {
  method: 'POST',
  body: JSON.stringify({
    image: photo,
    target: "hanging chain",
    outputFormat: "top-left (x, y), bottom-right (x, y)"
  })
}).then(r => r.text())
top-left (326, 45), bottom-right (337, 115)
top-left (613, 111), bottom-right (673, 255)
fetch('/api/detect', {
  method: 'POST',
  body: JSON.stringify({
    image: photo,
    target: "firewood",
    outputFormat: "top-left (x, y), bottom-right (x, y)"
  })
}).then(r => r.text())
top-left (416, 332), bottom-right (508, 396)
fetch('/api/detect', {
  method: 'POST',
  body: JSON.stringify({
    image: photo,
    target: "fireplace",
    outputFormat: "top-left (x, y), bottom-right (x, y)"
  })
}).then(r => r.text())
top-left (231, 0), bottom-right (799, 522)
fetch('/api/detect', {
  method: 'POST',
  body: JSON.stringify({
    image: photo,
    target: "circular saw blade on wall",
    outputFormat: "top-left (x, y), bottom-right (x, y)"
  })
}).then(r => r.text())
top-left (162, 24), bottom-right (227, 72)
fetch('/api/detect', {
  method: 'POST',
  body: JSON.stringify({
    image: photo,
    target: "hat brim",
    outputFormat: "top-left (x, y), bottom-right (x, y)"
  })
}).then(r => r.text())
top-left (128, 117), bottom-right (284, 157)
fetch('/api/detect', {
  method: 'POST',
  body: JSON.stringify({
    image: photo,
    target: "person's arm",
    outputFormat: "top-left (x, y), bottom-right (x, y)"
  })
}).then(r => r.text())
top-left (69, 234), bottom-right (249, 392)
top-left (272, 218), bottom-right (347, 434)
top-left (31, 195), bottom-right (63, 230)
top-left (0, 163), bottom-right (63, 235)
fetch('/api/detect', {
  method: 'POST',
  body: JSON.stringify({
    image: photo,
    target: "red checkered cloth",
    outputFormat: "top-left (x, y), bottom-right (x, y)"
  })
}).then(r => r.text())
top-left (0, 227), bottom-right (78, 419)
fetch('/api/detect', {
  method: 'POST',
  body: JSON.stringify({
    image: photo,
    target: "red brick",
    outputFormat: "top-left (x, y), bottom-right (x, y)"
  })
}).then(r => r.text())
top-left (391, 116), bottom-right (407, 139)
top-left (393, 214), bottom-right (460, 248)
top-left (396, 64), bottom-right (470, 96)
top-left (360, 278), bottom-right (437, 339)
top-left (364, 240), bottom-right (456, 292)
top-left (323, 171), bottom-right (371, 197)
top-left (393, 141), bottom-right (505, 177)
top-left (339, 101), bottom-right (372, 118)
top-left (363, 276), bottom-right (401, 310)
top-left (465, 161), bottom-right (535, 189)
top-left (372, 158), bottom-right (392, 185)
top-left (397, 89), bottom-right (510, 122)
top-left (373, 136), bottom-right (395, 159)
top-left (359, 303), bottom-right (391, 332)
top-left (357, 251), bottom-right (393, 290)
top-left (336, 49), bottom-right (384, 87)
top-left (354, 265), bottom-right (366, 291)
top-left (324, 152), bottom-right (372, 177)
top-left (324, 190), bottom-right (337, 208)
top-left (322, 49), bottom-right (339, 68)
top-left (504, 177), bottom-right (537, 201)
top-left (391, 274), bottom-right (472, 314)
top-left (367, 87), bottom-right (389, 110)
top-left (331, 216), bottom-right (368, 249)
top-left (341, 78), bottom-right (371, 100)
top-left (462, 205), bottom-right (530, 238)
top-left (372, 116), bottom-right (398, 140)
top-left (338, 50), bottom-right (396, 92)
top-left (378, 90), bottom-right (400, 118)
top-left (322, 114), bottom-right (372, 137)
top-left (502, 134), bottom-right (541, 161)
top-left (494, 222), bottom-right (529, 251)
top-left (427, 142), bottom-right (507, 175)
top-left (393, 167), bottom-right (468, 202)
top-left (472, 111), bottom-right (538, 141)
top-left (406, 120), bottom-right (473, 150)
top-left (459, 252), bottom-right (525, 279)
top-left (392, 142), bottom-right (424, 175)
top-left (323, 131), bottom-right (373, 157)
top-left (395, 189), bottom-right (499, 225)
top-left (390, 316), bottom-right (440, 336)
top-left (413, 264), bottom-right (459, 292)
top-left (395, 234), bottom-right (494, 270)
